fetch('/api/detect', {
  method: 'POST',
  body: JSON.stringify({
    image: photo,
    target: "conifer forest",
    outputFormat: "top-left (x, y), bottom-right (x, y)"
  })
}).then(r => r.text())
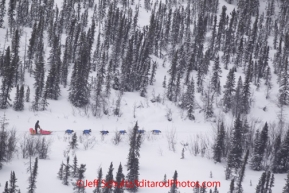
top-left (1, 0), bottom-right (289, 192)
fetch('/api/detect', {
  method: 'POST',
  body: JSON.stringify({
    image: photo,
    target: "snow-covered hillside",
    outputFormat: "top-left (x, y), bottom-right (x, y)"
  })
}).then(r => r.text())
top-left (0, 0), bottom-right (289, 192)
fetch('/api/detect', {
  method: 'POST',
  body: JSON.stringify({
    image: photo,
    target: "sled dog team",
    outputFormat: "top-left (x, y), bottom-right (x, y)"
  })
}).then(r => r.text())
top-left (31, 120), bottom-right (162, 135)
top-left (65, 129), bottom-right (162, 135)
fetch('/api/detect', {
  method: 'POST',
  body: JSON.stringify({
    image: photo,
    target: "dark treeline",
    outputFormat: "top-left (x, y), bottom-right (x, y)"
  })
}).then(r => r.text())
top-left (0, 0), bottom-right (287, 122)
top-left (0, 0), bottom-right (289, 191)
top-left (0, 0), bottom-right (287, 119)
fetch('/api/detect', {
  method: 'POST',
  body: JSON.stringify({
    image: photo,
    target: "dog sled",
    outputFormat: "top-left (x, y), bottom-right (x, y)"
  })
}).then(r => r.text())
top-left (29, 128), bottom-right (52, 135)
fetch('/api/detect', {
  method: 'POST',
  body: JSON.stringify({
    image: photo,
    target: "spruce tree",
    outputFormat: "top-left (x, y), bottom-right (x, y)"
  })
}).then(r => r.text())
top-left (19, 85), bottom-right (24, 110)
top-left (1, 47), bottom-right (14, 109)
top-left (27, 157), bottom-right (38, 193)
top-left (222, 9), bottom-right (235, 70)
top-left (204, 84), bottom-right (215, 119)
top-left (213, 186), bottom-right (219, 193)
top-left (236, 150), bottom-right (249, 193)
top-left (69, 31), bottom-right (90, 108)
top-left (255, 171), bottom-right (274, 193)
top-left (163, 76), bottom-right (166, 88)
top-left (241, 65), bottom-right (251, 114)
top-left (269, 172), bottom-right (275, 192)
top-left (265, 67), bottom-right (272, 98)
top-left (4, 181), bottom-right (9, 193)
top-left (150, 61), bottom-right (157, 85)
top-left (213, 122), bottom-right (225, 163)
top-left (45, 35), bottom-right (61, 100)
top-left (73, 164), bottom-right (86, 193)
top-left (69, 61), bottom-right (90, 108)
top-left (232, 77), bottom-right (243, 117)
top-left (0, 0), bottom-right (5, 28)
top-left (70, 133), bottom-right (78, 149)
top-left (93, 168), bottom-right (103, 193)
top-left (9, 171), bottom-right (18, 193)
top-left (227, 116), bottom-right (243, 171)
top-left (209, 15), bottom-right (217, 57)
top-left (39, 90), bottom-right (49, 111)
top-left (200, 186), bottom-right (207, 193)
top-left (73, 155), bottom-right (78, 178)
top-left (181, 148), bottom-right (184, 159)
top-left (223, 69), bottom-right (236, 112)
top-left (126, 122), bottom-right (141, 192)
top-left (229, 179), bottom-right (234, 193)
top-left (197, 67), bottom-right (204, 94)
top-left (93, 51), bottom-right (106, 115)
top-left (272, 129), bottom-right (289, 173)
top-left (279, 58), bottom-right (289, 106)
top-left (8, 0), bottom-right (15, 29)
top-left (173, 73), bottom-right (181, 102)
top-left (27, 23), bottom-right (37, 69)
top-left (45, 64), bottom-right (61, 100)
top-left (114, 163), bottom-right (124, 193)
top-left (13, 85), bottom-right (24, 111)
top-left (193, 180), bottom-right (200, 193)
top-left (235, 38), bottom-right (244, 68)
top-left (169, 170), bottom-right (178, 193)
top-left (273, 20), bottom-right (278, 49)
top-left (271, 134), bottom-right (281, 172)
top-left (211, 55), bottom-right (221, 95)
top-left (250, 123), bottom-right (268, 171)
top-left (167, 51), bottom-right (178, 101)
top-left (185, 53), bottom-right (195, 84)
top-left (0, 114), bottom-right (8, 169)
top-left (32, 39), bottom-right (45, 111)
top-left (215, 6), bottom-right (227, 52)
top-left (182, 76), bottom-right (195, 120)
top-left (282, 173), bottom-right (289, 193)
top-left (13, 85), bottom-right (20, 110)
top-left (57, 162), bottom-right (64, 180)
top-left (63, 156), bottom-right (70, 185)
top-left (11, 29), bottom-right (20, 57)
top-left (61, 38), bottom-right (70, 88)
top-left (105, 60), bottom-right (113, 97)
top-left (102, 162), bottom-right (114, 193)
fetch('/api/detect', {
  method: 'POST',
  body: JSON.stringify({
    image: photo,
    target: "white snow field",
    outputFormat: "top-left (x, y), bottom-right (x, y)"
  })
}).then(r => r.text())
top-left (0, 0), bottom-right (288, 192)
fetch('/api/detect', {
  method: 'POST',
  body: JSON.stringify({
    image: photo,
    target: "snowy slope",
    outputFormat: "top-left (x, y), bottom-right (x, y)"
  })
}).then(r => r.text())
top-left (0, 0), bottom-right (288, 192)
